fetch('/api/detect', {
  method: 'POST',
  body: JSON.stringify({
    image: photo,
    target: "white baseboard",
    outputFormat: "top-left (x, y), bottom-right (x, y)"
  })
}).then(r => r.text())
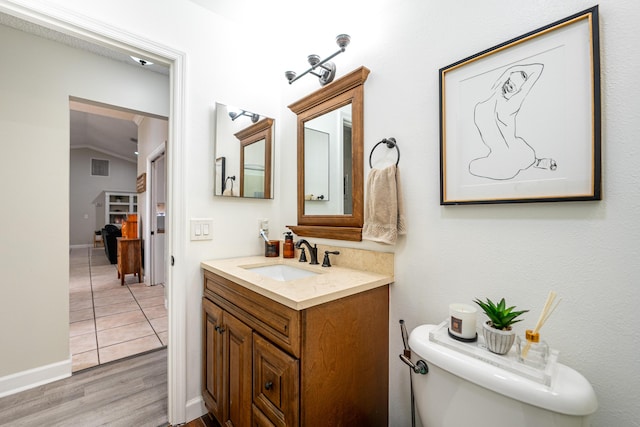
top-left (185, 395), bottom-right (207, 423)
top-left (0, 358), bottom-right (72, 399)
top-left (69, 244), bottom-right (92, 249)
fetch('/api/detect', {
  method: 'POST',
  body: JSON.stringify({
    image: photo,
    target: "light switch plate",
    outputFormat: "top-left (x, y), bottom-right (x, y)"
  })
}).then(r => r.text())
top-left (190, 218), bottom-right (213, 241)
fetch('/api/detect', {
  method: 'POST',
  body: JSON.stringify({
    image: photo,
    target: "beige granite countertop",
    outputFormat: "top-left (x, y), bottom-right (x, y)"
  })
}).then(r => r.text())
top-left (201, 255), bottom-right (394, 310)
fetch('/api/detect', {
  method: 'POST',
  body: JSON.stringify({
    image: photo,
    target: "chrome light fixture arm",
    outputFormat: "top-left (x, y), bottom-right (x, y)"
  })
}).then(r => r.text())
top-left (285, 34), bottom-right (350, 86)
top-left (229, 109), bottom-right (259, 123)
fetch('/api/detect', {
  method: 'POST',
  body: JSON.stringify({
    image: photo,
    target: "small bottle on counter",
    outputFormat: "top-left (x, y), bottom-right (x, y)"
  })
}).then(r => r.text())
top-left (283, 231), bottom-right (295, 258)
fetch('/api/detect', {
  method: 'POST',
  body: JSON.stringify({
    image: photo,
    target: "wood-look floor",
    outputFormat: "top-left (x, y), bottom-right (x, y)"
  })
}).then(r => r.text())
top-left (182, 412), bottom-right (219, 427)
top-left (0, 348), bottom-right (168, 427)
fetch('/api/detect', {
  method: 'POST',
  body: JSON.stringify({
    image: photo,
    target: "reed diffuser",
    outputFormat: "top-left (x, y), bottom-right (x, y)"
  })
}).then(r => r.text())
top-left (517, 291), bottom-right (562, 366)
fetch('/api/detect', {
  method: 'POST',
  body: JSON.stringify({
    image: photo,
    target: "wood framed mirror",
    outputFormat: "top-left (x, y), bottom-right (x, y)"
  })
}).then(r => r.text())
top-left (287, 66), bottom-right (370, 241)
top-left (214, 103), bottom-right (274, 198)
top-left (236, 118), bottom-right (273, 198)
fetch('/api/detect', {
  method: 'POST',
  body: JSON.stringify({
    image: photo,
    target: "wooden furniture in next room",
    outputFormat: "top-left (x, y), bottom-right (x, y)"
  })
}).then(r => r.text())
top-left (117, 237), bottom-right (141, 286)
top-left (93, 230), bottom-right (103, 248)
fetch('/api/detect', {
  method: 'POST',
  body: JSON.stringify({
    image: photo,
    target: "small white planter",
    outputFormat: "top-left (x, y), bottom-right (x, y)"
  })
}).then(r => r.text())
top-left (482, 321), bottom-right (515, 355)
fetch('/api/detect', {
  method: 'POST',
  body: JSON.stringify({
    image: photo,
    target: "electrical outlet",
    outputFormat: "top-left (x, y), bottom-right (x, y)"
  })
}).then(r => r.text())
top-left (259, 218), bottom-right (269, 237)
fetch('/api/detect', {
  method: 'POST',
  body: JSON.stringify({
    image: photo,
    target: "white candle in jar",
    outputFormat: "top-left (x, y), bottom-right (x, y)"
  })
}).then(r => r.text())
top-left (449, 303), bottom-right (477, 339)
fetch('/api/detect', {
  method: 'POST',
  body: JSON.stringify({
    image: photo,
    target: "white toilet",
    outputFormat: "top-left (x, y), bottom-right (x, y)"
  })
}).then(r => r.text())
top-left (408, 324), bottom-right (598, 427)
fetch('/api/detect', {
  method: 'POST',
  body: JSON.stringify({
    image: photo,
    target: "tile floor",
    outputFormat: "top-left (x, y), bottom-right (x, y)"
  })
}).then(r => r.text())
top-left (69, 247), bottom-right (167, 372)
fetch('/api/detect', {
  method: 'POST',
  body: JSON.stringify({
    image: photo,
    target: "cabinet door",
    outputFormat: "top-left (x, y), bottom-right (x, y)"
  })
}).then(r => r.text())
top-left (253, 334), bottom-right (299, 427)
top-left (203, 298), bottom-right (224, 419)
top-left (252, 404), bottom-right (277, 427)
top-left (224, 312), bottom-right (253, 427)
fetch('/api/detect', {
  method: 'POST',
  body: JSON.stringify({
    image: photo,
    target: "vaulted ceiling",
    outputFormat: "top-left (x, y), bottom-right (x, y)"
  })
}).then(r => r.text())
top-left (69, 100), bottom-right (141, 163)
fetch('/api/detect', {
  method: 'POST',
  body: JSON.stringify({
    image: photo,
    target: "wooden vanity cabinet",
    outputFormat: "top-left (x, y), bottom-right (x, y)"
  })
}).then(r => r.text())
top-left (202, 270), bottom-right (389, 427)
top-left (203, 298), bottom-right (253, 425)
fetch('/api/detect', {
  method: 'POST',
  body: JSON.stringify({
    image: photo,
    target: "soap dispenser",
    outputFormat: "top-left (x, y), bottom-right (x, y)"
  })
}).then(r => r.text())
top-left (283, 231), bottom-right (295, 259)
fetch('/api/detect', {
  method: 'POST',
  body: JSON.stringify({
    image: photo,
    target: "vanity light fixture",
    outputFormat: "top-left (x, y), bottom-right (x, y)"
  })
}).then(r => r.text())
top-left (228, 109), bottom-right (260, 123)
top-left (285, 34), bottom-right (351, 86)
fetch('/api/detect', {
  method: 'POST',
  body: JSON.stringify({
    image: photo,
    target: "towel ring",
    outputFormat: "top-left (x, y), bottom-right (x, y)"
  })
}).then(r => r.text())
top-left (225, 175), bottom-right (236, 192)
top-left (369, 137), bottom-right (400, 168)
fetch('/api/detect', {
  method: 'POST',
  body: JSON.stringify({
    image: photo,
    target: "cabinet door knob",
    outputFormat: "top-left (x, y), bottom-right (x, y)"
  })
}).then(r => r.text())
top-left (217, 326), bottom-right (225, 334)
top-left (264, 381), bottom-right (273, 390)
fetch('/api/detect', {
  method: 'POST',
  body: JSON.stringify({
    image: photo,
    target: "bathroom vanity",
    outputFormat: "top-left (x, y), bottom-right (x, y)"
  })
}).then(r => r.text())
top-left (201, 255), bottom-right (392, 427)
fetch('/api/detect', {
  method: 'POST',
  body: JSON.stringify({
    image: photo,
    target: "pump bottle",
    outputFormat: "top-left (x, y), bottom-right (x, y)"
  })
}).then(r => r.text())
top-left (283, 231), bottom-right (295, 258)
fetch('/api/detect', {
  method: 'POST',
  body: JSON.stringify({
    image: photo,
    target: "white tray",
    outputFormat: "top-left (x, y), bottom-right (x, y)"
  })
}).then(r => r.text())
top-left (428, 321), bottom-right (559, 386)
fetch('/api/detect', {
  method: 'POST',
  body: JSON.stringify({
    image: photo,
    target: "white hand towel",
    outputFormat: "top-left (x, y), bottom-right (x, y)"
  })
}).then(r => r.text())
top-left (362, 164), bottom-right (406, 244)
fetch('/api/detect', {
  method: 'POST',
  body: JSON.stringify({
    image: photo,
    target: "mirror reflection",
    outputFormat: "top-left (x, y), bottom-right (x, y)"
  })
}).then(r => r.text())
top-left (241, 137), bottom-right (266, 198)
top-left (288, 66), bottom-right (369, 241)
top-left (303, 104), bottom-right (352, 215)
top-left (214, 103), bottom-right (274, 198)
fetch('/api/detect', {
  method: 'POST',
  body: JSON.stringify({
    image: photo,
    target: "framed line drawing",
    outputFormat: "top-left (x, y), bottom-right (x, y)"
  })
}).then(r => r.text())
top-left (440, 6), bottom-right (601, 205)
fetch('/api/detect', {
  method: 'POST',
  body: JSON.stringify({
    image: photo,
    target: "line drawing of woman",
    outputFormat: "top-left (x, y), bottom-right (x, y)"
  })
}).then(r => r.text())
top-left (469, 63), bottom-right (557, 180)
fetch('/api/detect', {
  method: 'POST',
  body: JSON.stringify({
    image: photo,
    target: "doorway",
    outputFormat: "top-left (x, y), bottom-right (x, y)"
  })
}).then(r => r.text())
top-left (150, 150), bottom-right (166, 288)
top-left (69, 100), bottom-right (169, 372)
top-left (1, 3), bottom-right (188, 423)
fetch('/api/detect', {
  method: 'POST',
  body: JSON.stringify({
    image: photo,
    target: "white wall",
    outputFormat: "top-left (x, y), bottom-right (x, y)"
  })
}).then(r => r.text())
top-left (137, 117), bottom-right (168, 281)
top-left (0, 20), bottom-right (168, 380)
top-left (69, 148), bottom-right (137, 246)
top-left (273, 2), bottom-right (640, 426)
top-left (0, 0), bottom-right (282, 421)
top-left (2, 1), bottom-right (639, 426)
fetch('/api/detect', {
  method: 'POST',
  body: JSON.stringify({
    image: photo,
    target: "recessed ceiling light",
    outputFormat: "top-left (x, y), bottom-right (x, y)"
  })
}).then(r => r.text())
top-left (130, 55), bottom-right (153, 66)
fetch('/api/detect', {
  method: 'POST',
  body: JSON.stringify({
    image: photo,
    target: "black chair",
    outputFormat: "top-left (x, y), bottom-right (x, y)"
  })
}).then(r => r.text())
top-left (102, 224), bottom-right (122, 264)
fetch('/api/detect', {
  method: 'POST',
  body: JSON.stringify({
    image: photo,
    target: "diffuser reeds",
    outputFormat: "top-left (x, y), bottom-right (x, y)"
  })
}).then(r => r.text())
top-left (522, 291), bottom-right (562, 358)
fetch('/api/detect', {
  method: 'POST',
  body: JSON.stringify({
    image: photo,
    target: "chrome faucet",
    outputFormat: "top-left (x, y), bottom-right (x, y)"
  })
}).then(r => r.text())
top-left (295, 239), bottom-right (319, 265)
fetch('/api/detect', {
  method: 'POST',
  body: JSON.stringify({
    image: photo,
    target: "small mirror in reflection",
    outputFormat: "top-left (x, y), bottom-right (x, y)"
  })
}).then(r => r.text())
top-left (242, 138), bottom-right (266, 198)
top-left (214, 103), bottom-right (274, 199)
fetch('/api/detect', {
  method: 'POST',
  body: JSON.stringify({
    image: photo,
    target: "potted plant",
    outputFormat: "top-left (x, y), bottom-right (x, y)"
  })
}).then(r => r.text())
top-left (474, 297), bottom-right (528, 355)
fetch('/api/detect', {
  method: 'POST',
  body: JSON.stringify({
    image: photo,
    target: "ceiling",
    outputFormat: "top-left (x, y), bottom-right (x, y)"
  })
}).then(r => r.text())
top-left (69, 100), bottom-right (142, 163)
top-left (0, 12), bottom-right (170, 75)
top-left (0, 11), bottom-right (169, 163)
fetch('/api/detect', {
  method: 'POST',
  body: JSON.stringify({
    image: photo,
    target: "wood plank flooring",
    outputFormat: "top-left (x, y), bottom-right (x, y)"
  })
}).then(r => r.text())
top-left (0, 348), bottom-right (168, 427)
top-left (182, 412), bottom-right (220, 427)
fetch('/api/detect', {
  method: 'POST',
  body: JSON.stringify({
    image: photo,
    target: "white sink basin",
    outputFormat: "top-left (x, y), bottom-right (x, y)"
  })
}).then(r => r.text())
top-left (244, 264), bottom-right (319, 281)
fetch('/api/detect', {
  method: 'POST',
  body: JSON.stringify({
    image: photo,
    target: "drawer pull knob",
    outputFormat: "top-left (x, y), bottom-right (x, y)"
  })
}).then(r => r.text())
top-left (264, 381), bottom-right (273, 390)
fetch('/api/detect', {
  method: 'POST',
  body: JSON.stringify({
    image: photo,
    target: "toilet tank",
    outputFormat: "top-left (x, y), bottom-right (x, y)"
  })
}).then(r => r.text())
top-left (408, 324), bottom-right (598, 427)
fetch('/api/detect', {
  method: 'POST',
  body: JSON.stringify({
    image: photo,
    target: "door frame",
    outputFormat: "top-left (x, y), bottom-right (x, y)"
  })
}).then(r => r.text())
top-left (0, 1), bottom-right (188, 424)
top-left (147, 144), bottom-right (166, 288)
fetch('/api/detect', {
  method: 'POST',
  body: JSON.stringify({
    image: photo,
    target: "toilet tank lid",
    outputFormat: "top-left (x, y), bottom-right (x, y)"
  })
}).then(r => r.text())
top-left (409, 324), bottom-right (598, 416)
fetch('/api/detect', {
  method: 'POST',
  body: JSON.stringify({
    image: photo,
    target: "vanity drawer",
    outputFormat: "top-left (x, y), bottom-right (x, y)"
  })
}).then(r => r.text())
top-left (204, 271), bottom-right (301, 356)
top-left (253, 333), bottom-right (299, 427)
